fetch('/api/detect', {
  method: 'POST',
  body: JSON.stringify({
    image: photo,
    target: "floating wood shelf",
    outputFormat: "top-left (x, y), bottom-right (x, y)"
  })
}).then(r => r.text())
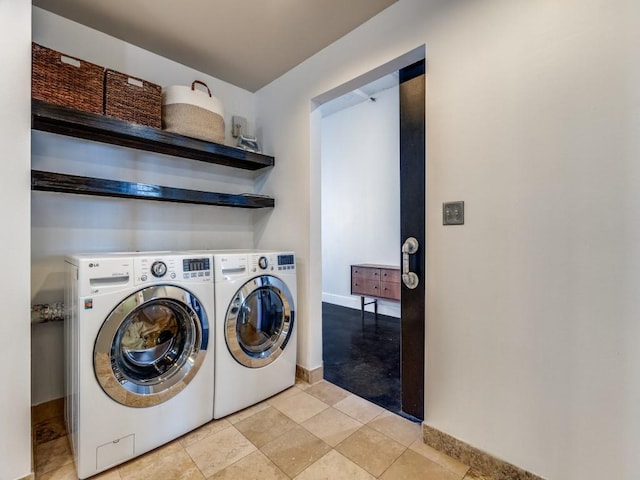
top-left (31, 99), bottom-right (274, 171)
top-left (31, 170), bottom-right (275, 209)
top-left (31, 100), bottom-right (275, 208)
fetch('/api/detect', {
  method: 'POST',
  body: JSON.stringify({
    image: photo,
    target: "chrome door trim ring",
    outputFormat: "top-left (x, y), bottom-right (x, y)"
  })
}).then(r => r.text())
top-left (94, 285), bottom-right (209, 407)
top-left (224, 275), bottom-right (294, 368)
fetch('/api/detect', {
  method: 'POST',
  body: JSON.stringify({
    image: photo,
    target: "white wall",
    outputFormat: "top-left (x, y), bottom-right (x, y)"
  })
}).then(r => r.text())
top-left (0, 1), bottom-right (33, 478)
top-left (255, 0), bottom-right (640, 478)
top-left (321, 86), bottom-right (400, 317)
top-left (30, 8), bottom-right (263, 405)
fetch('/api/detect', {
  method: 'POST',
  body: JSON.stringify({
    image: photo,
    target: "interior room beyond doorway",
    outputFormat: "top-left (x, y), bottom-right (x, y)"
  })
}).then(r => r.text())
top-left (319, 73), bottom-right (403, 416)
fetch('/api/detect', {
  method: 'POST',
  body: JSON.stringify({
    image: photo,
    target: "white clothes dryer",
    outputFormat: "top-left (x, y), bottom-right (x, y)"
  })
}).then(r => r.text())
top-left (65, 252), bottom-right (214, 479)
top-left (212, 251), bottom-right (297, 418)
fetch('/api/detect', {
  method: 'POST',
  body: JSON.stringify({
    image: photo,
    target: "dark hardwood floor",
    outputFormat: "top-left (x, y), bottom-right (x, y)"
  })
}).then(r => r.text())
top-left (322, 302), bottom-right (402, 415)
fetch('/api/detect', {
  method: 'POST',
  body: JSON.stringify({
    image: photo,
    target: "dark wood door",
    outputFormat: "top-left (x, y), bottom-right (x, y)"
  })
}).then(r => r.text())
top-left (399, 60), bottom-right (426, 420)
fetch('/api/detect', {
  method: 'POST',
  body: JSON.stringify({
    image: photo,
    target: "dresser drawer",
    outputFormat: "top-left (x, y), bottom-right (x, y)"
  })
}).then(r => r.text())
top-left (351, 278), bottom-right (380, 297)
top-left (352, 266), bottom-right (380, 281)
top-left (380, 281), bottom-right (400, 300)
top-left (380, 268), bottom-right (400, 284)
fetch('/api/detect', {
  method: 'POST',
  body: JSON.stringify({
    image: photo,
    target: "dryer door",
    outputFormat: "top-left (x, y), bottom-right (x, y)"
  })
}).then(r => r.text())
top-left (94, 285), bottom-right (209, 407)
top-left (225, 275), bottom-right (295, 368)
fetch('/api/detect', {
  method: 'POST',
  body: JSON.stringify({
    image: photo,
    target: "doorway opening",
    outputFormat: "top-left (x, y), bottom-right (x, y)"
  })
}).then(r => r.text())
top-left (314, 48), bottom-right (426, 421)
top-left (320, 73), bottom-right (402, 414)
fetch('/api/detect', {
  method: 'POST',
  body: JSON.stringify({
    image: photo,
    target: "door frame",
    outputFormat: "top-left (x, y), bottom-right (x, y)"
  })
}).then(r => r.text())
top-left (399, 60), bottom-right (426, 420)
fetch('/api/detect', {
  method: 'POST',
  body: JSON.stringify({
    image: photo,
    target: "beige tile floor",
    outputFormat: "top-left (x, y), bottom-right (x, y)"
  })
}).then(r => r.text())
top-left (33, 380), bottom-right (487, 480)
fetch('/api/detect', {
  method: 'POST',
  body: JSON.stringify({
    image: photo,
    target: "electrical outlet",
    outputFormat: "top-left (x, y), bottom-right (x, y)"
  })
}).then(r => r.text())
top-left (231, 116), bottom-right (247, 138)
top-left (443, 201), bottom-right (464, 225)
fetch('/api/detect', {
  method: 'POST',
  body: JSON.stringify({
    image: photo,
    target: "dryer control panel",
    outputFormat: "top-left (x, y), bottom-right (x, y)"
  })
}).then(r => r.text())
top-left (276, 253), bottom-right (296, 272)
top-left (249, 252), bottom-right (296, 273)
top-left (134, 255), bottom-right (213, 285)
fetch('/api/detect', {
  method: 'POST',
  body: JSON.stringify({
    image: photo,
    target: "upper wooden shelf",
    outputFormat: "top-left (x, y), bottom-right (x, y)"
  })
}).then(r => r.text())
top-left (31, 99), bottom-right (274, 171)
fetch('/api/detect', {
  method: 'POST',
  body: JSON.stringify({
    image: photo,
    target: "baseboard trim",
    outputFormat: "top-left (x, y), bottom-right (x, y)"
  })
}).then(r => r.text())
top-left (295, 364), bottom-right (324, 384)
top-left (322, 293), bottom-right (401, 318)
top-left (422, 423), bottom-right (546, 480)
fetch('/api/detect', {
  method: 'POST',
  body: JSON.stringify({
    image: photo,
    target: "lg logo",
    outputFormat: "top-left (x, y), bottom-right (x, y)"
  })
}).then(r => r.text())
top-left (89, 263), bottom-right (100, 268)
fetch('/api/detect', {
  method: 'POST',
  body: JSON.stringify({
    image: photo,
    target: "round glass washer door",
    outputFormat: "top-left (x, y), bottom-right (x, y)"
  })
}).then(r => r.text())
top-left (94, 285), bottom-right (209, 407)
top-left (225, 275), bottom-right (295, 368)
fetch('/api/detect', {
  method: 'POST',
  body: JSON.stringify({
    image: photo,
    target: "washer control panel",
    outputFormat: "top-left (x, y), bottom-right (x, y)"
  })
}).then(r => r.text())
top-left (248, 252), bottom-right (296, 273)
top-left (134, 255), bottom-right (213, 285)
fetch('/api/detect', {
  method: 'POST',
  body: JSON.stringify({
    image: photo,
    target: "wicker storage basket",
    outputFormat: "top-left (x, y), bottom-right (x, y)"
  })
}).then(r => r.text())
top-left (162, 80), bottom-right (225, 143)
top-left (32, 43), bottom-right (104, 114)
top-left (104, 69), bottom-right (162, 128)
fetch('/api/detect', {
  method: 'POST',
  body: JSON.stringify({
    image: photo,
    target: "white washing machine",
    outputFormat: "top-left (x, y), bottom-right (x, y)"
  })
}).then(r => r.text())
top-left (212, 251), bottom-right (297, 418)
top-left (64, 252), bottom-right (214, 479)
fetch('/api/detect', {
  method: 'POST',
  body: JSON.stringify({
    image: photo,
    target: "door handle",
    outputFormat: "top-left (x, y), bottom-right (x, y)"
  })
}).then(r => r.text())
top-left (402, 237), bottom-right (419, 289)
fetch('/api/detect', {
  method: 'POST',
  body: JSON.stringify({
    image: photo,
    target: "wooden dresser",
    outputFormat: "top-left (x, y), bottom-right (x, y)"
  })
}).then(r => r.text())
top-left (351, 264), bottom-right (400, 324)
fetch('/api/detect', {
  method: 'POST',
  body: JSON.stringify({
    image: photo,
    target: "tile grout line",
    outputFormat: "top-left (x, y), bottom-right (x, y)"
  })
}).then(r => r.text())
top-left (203, 428), bottom-right (292, 480)
top-left (375, 443), bottom-right (410, 479)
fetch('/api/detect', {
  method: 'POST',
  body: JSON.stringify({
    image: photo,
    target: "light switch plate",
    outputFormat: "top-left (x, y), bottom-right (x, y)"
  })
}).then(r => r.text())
top-left (443, 201), bottom-right (464, 225)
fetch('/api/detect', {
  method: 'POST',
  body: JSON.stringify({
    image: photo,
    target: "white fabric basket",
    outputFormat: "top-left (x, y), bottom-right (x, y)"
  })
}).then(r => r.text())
top-left (162, 80), bottom-right (225, 143)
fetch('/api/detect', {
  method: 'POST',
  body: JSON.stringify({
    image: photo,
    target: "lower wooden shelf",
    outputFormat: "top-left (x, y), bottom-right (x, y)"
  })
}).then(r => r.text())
top-left (31, 170), bottom-right (275, 209)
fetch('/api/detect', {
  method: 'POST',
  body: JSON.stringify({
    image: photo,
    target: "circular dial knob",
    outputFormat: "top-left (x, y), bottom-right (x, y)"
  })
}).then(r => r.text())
top-left (151, 261), bottom-right (167, 278)
top-left (258, 256), bottom-right (269, 270)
